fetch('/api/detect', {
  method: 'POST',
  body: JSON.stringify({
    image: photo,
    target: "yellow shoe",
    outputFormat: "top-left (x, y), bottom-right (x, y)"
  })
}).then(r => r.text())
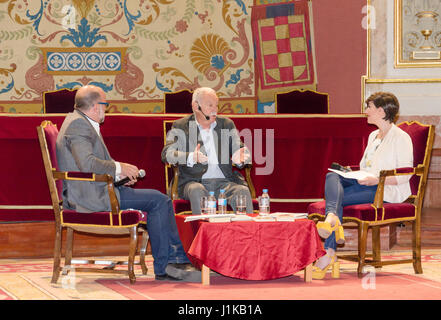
top-left (316, 221), bottom-right (334, 239)
top-left (317, 220), bottom-right (345, 245)
top-left (312, 254), bottom-right (340, 280)
top-left (335, 225), bottom-right (345, 245)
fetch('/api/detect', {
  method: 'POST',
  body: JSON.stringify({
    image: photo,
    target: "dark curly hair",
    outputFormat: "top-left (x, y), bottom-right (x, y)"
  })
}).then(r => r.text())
top-left (365, 92), bottom-right (400, 123)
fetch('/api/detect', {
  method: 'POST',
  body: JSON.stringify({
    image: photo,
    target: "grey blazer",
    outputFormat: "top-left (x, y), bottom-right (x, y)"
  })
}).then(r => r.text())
top-left (161, 114), bottom-right (247, 198)
top-left (56, 109), bottom-right (119, 213)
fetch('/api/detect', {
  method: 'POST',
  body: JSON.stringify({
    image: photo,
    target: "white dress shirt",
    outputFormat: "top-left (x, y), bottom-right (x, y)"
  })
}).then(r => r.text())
top-left (186, 120), bottom-right (225, 179)
top-left (359, 124), bottom-right (413, 203)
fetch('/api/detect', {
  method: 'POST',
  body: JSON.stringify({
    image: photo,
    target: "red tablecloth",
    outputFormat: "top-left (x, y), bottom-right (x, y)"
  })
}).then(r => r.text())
top-left (187, 218), bottom-right (325, 281)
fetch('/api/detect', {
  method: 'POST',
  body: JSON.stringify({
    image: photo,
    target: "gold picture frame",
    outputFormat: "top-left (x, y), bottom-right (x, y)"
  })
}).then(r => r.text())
top-left (395, 0), bottom-right (441, 68)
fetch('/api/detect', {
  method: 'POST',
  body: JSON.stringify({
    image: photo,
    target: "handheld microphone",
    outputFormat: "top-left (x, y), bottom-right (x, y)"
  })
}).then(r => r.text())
top-left (197, 104), bottom-right (210, 121)
top-left (114, 169), bottom-right (146, 187)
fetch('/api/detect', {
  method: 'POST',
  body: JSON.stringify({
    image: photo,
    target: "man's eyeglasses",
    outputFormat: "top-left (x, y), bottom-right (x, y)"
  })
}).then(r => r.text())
top-left (97, 102), bottom-right (110, 108)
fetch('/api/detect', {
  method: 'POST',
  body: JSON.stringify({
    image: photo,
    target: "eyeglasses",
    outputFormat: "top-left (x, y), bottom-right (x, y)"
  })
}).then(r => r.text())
top-left (97, 102), bottom-right (109, 108)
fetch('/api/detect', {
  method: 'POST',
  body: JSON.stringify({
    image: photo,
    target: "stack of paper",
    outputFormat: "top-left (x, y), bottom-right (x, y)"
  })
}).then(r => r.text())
top-left (231, 215), bottom-right (253, 221)
top-left (328, 168), bottom-right (375, 180)
top-left (184, 214), bottom-right (235, 222)
top-left (252, 215), bottom-right (276, 222)
top-left (271, 212), bottom-right (308, 221)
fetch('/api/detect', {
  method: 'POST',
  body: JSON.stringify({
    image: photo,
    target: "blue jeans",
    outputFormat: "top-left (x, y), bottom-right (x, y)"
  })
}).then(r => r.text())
top-left (118, 187), bottom-right (189, 275)
top-left (324, 172), bottom-right (378, 250)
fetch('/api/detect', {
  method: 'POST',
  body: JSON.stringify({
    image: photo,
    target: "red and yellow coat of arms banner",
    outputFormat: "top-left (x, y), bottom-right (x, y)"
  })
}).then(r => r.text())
top-left (252, 0), bottom-right (317, 103)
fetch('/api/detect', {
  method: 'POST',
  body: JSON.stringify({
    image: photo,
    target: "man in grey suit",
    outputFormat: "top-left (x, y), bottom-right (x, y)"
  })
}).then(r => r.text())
top-left (56, 85), bottom-right (197, 281)
top-left (161, 87), bottom-right (253, 214)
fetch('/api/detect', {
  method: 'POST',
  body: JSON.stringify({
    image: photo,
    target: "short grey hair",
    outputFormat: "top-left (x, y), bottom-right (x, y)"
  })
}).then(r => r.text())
top-left (192, 87), bottom-right (217, 104)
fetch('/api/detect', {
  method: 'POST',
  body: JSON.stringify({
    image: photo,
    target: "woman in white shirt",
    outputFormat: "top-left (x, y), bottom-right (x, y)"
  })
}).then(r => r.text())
top-left (313, 92), bottom-right (413, 279)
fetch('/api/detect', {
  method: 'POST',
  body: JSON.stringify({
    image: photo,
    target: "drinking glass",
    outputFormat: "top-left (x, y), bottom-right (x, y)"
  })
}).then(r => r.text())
top-left (200, 196), bottom-right (209, 215)
top-left (235, 194), bottom-right (247, 215)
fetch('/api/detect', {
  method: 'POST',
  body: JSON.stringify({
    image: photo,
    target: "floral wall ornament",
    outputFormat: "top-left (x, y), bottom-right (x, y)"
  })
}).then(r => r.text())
top-left (0, 63), bottom-right (16, 94)
top-left (61, 17), bottom-right (107, 47)
top-left (190, 34), bottom-right (232, 76)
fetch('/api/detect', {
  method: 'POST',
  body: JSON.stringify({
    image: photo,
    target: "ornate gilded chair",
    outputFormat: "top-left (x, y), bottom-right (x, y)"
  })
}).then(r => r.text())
top-left (43, 88), bottom-right (78, 113)
top-left (308, 121), bottom-right (435, 277)
top-left (37, 120), bottom-right (149, 284)
top-left (275, 89), bottom-right (329, 114)
top-left (164, 89), bottom-right (193, 113)
top-left (163, 120), bottom-right (256, 214)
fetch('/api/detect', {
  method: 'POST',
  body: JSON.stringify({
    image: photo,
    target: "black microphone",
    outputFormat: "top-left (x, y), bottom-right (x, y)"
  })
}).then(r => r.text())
top-left (114, 169), bottom-right (146, 187)
top-left (197, 104), bottom-right (210, 121)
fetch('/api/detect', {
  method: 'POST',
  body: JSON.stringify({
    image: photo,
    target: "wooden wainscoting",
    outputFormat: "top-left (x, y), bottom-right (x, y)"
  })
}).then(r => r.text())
top-left (0, 221), bottom-right (151, 259)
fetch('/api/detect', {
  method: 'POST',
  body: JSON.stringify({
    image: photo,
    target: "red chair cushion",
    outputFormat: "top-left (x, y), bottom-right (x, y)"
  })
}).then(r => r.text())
top-left (43, 124), bottom-right (60, 171)
top-left (307, 200), bottom-right (416, 222)
top-left (43, 123), bottom-right (63, 199)
top-left (62, 209), bottom-right (147, 227)
top-left (398, 122), bottom-right (430, 195)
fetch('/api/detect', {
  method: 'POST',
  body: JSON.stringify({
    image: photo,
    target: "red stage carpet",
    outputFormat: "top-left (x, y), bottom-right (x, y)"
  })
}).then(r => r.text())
top-left (96, 271), bottom-right (441, 300)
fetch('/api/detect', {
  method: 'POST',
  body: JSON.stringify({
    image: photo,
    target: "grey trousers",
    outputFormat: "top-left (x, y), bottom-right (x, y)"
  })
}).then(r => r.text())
top-left (183, 178), bottom-right (253, 214)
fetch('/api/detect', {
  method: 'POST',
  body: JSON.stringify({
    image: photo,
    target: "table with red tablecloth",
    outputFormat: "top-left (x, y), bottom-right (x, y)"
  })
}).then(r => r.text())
top-left (176, 215), bottom-right (325, 282)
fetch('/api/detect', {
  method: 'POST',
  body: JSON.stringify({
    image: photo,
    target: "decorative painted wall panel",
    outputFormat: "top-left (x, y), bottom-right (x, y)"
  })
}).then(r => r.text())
top-left (0, 0), bottom-right (256, 113)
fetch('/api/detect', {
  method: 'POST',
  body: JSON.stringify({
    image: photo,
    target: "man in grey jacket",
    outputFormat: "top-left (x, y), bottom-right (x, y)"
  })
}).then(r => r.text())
top-left (161, 87), bottom-right (253, 214)
top-left (56, 85), bottom-right (197, 281)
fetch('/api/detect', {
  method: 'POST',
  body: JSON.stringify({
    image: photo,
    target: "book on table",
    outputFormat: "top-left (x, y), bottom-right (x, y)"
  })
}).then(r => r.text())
top-left (184, 214), bottom-right (235, 222)
top-left (183, 213), bottom-right (309, 223)
top-left (271, 212), bottom-right (308, 221)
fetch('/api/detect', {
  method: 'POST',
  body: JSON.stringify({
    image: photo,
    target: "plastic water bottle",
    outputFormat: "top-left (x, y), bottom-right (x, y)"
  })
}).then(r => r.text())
top-left (208, 191), bottom-right (217, 215)
top-left (259, 189), bottom-right (270, 216)
top-left (218, 189), bottom-right (227, 215)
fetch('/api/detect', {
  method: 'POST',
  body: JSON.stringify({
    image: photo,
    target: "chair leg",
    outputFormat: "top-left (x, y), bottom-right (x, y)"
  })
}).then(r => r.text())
top-left (357, 222), bottom-right (369, 278)
top-left (372, 226), bottom-right (381, 269)
top-left (412, 219), bottom-right (423, 274)
top-left (51, 226), bottom-right (62, 284)
top-left (139, 228), bottom-right (149, 275)
top-left (128, 226), bottom-right (138, 284)
top-left (64, 228), bottom-right (74, 274)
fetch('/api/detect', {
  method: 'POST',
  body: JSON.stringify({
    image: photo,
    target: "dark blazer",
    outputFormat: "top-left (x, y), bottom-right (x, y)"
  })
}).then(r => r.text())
top-left (161, 114), bottom-right (247, 197)
top-left (56, 109), bottom-right (119, 212)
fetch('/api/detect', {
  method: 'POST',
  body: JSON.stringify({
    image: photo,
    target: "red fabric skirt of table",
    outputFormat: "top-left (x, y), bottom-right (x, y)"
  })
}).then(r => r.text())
top-left (187, 219), bottom-right (325, 281)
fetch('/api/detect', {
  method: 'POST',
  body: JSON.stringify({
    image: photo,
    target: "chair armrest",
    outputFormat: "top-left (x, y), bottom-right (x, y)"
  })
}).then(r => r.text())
top-left (167, 164), bottom-right (179, 200)
top-left (379, 166), bottom-right (424, 177)
top-left (52, 170), bottom-right (120, 215)
top-left (373, 165), bottom-right (424, 208)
